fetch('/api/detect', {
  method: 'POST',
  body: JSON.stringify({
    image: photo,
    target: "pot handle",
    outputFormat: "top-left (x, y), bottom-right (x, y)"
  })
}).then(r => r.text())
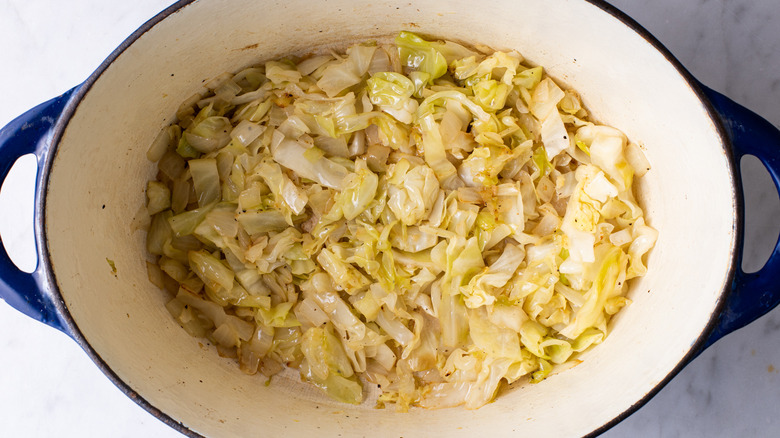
top-left (0, 87), bottom-right (79, 333)
top-left (701, 86), bottom-right (780, 347)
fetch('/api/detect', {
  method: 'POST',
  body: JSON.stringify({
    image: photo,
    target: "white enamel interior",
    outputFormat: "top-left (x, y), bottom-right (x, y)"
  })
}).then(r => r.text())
top-left (44, 0), bottom-right (736, 436)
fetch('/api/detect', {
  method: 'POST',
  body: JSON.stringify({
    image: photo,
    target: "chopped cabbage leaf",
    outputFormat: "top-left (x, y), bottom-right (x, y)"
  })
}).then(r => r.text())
top-left (395, 31), bottom-right (447, 82)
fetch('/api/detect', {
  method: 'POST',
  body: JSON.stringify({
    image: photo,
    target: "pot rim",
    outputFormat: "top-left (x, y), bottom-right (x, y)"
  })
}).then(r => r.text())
top-left (35, 1), bottom-right (741, 437)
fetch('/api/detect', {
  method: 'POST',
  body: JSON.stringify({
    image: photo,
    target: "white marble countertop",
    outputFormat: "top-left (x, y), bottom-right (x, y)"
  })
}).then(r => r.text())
top-left (1, 1), bottom-right (779, 436)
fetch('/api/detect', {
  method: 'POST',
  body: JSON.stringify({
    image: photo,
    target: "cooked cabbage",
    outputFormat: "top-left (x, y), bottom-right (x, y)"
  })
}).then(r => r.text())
top-left (144, 32), bottom-right (656, 410)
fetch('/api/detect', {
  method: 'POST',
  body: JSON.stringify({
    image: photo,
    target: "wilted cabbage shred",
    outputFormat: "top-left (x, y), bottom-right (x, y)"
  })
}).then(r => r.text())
top-left (144, 31), bottom-right (657, 410)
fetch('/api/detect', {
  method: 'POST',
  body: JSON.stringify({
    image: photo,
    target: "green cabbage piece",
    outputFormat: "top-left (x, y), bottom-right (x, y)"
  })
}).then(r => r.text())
top-left (367, 72), bottom-right (415, 107)
top-left (335, 159), bottom-right (379, 220)
top-left (146, 181), bottom-right (171, 215)
top-left (367, 71), bottom-right (418, 124)
top-left (386, 159), bottom-right (440, 226)
top-left (188, 158), bottom-right (221, 207)
top-left (560, 243), bottom-right (626, 339)
top-left (473, 79), bottom-right (511, 112)
top-left (188, 249), bottom-right (235, 293)
top-left (300, 325), bottom-right (363, 404)
top-left (418, 114), bottom-right (458, 184)
top-left (395, 31), bottom-right (447, 82)
top-left (272, 138), bottom-right (350, 190)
